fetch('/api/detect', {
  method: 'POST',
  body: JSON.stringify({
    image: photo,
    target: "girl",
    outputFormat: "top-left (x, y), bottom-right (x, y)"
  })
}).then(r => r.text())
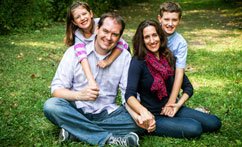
top-left (65, 1), bottom-right (128, 87)
top-left (125, 20), bottom-right (221, 138)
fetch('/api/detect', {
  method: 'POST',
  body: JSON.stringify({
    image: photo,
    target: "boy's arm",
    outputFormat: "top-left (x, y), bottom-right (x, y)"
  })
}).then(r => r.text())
top-left (163, 39), bottom-right (187, 115)
top-left (168, 68), bottom-right (184, 104)
top-left (162, 68), bottom-right (184, 116)
top-left (165, 73), bottom-right (193, 117)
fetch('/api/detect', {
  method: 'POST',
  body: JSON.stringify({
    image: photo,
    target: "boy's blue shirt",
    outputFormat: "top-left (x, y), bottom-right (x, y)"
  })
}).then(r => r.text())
top-left (167, 31), bottom-right (187, 69)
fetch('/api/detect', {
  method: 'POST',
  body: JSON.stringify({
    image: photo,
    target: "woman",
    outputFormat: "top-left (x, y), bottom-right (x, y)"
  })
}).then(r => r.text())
top-left (125, 20), bottom-right (221, 138)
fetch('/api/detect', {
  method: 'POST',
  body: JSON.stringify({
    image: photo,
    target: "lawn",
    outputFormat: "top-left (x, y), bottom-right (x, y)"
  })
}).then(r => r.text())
top-left (0, 0), bottom-right (241, 146)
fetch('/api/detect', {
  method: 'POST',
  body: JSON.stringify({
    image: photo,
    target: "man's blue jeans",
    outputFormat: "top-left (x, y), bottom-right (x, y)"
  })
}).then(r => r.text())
top-left (43, 98), bottom-right (143, 146)
top-left (152, 106), bottom-right (221, 138)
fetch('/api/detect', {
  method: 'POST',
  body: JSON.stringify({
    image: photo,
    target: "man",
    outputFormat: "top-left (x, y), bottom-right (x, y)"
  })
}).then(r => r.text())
top-left (44, 12), bottom-right (142, 147)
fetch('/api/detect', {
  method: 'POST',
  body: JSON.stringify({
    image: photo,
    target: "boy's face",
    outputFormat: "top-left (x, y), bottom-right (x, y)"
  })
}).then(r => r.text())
top-left (158, 12), bottom-right (180, 36)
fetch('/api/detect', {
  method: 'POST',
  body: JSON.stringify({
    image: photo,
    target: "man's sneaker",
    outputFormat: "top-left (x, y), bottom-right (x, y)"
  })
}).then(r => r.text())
top-left (59, 128), bottom-right (70, 142)
top-left (107, 132), bottom-right (139, 147)
top-left (59, 128), bottom-right (77, 142)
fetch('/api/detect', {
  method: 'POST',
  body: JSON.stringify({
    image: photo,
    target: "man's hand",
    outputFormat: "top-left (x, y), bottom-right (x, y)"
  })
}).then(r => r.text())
top-left (76, 85), bottom-right (99, 101)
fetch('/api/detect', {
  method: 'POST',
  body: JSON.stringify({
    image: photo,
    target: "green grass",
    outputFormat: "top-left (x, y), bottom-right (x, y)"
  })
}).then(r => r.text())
top-left (0, 0), bottom-right (241, 146)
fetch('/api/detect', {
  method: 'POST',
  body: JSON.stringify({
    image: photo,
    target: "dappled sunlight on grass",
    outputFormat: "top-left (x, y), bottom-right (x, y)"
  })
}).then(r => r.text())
top-left (189, 76), bottom-right (230, 89)
top-left (186, 28), bottom-right (242, 52)
top-left (17, 41), bottom-right (64, 50)
top-left (221, 8), bottom-right (242, 17)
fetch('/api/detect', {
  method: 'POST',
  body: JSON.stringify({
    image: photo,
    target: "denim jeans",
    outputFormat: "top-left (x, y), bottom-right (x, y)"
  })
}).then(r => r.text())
top-left (43, 98), bottom-right (143, 146)
top-left (152, 106), bottom-right (221, 138)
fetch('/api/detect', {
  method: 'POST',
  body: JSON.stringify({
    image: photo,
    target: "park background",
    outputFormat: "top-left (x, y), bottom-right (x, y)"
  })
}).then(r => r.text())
top-left (0, 0), bottom-right (241, 146)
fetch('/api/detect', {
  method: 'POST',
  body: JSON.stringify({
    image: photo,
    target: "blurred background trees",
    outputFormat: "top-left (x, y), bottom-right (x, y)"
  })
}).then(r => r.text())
top-left (0, 0), bottom-right (147, 35)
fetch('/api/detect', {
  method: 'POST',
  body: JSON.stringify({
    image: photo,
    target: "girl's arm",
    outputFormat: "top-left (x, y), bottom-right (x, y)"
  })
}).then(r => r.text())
top-left (97, 48), bottom-right (122, 68)
top-left (97, 38), bottom-right (128, 68)
top-left (74, 43), bottom-right (98, 88)
top-left (81, 58), bottom-right (98, 87)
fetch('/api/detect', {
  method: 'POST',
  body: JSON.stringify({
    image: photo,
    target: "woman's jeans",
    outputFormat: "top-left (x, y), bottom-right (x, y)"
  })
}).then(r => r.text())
top-left (43, 98), bottom-right (143, 146)
top-left (153, 106), bottom-right (221, 138)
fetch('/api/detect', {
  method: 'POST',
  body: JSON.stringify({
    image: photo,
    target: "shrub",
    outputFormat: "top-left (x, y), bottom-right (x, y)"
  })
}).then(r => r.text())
top-left (0, 0), bottom-right (51, 35)
top-left (0, 0), bottom-right (149, 34)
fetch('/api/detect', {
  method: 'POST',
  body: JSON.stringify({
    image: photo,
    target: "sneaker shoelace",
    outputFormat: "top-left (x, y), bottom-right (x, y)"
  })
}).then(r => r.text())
top-left (60, 129), bottom-right (69, 141)
top-left (109, 136), bottom-right (128, 146)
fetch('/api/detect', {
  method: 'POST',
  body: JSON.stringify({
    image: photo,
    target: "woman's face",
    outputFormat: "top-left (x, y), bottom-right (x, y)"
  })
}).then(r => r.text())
top-left (72, 6), bottom-right (93, 31)
top-left (143, 25), bottom-right (160, 57)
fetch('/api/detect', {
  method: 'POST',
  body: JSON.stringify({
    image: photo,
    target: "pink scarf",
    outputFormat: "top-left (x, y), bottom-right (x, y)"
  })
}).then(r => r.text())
top-left (145, 52), bottom-right (174, 100)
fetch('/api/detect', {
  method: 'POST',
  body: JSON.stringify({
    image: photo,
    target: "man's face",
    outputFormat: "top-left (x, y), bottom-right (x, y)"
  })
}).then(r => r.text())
top-left (158, 12), bottom-right (180, 36)
top-left (95, 17), bottom-right (122, 55)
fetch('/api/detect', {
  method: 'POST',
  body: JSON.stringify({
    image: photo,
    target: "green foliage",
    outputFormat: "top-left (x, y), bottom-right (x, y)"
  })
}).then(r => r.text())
top-left (0, 0), bottom-right (51, 35)
top-left (0, 0), bottom-right (150, 34)
top-left (48, 0), bottom-right (74, 21)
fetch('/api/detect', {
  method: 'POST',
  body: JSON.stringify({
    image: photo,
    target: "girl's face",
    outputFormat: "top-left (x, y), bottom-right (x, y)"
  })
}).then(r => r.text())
top-left (72, 6), bottom-right (93, 31)
top-left (143, 25), bottom-right (160, 57)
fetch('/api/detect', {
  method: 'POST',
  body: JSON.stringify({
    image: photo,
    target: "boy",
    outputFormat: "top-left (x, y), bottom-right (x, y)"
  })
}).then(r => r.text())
top-left (158, 2), bottom-right (188, 117)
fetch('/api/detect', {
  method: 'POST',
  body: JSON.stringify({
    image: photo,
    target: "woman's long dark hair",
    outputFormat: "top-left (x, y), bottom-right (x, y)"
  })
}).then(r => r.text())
top-left (132, 19), bottom-right (174, 67)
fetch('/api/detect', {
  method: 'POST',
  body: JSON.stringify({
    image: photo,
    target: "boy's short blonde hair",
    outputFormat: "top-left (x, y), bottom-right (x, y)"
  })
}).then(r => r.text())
top-left (159, 2), bottom-right (182, 19)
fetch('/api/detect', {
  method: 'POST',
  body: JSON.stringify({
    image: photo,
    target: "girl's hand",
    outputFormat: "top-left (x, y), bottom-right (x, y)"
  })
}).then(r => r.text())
top-left (88, 80), bottom-right (99, 89)
top-left (97, 60), bottom-right (110, 68)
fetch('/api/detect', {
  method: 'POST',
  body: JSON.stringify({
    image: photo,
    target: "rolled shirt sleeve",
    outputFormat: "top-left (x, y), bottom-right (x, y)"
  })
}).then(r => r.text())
top-left (51, 46), bottom-right (77, 94)
top-left (181, 74), bottom-right (193, 98)
top-left (115, 38), bottom-right (129, 51)
top-left (74, 43), bottom-right (87, 62)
